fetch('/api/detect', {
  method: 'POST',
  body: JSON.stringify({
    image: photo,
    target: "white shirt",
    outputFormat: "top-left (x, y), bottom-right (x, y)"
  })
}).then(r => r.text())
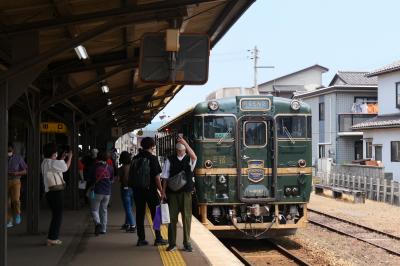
top-left (41, 158), bottom-right (68, 192)
top-left (161, 154), bottom-right (196, 179)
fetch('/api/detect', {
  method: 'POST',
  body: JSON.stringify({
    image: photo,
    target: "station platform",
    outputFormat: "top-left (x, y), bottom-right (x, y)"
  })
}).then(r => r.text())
top-left (8, 184), bottom-right (242, 266)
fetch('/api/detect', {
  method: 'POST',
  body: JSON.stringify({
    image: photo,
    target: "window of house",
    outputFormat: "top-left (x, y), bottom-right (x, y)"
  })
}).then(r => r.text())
top-left (365, 140), bottom-right (373, 159)
top-left (396, 82), bottom-right (400, 109)
top-left (319, 145), bottom-right (325, 158)
top-left (374, 145), bottom-right (382, 161)
top-left (391, 141), bottom-right (400, 162)
top-left (319, 102), bottom-right (325, 121)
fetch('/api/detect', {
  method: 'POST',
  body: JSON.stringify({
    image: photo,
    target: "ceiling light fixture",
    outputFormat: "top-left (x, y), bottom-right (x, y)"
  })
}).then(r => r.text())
top-left (74, 45), bottom-right (89, 60)
top-left (101, 84), bottom-right (109, 93)
top-left (107, 99), bottom-right (112, 106)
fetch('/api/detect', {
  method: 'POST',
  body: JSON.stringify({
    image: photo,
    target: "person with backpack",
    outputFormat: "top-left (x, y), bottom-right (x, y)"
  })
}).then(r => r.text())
top-left (129, 137), bottom-right (167, 246)
top-left (161, 136), bottom-right (197, 252)
top-left (87, 151), bottom-right (114, 236)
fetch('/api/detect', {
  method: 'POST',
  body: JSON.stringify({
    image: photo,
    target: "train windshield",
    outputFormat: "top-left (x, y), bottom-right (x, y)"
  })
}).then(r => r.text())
top-left (276, 116), bottom-right (307, 138)
top-left (244, 121), bottom-right (267, 146)
top-left (204, 116), bottom-right (235, 139)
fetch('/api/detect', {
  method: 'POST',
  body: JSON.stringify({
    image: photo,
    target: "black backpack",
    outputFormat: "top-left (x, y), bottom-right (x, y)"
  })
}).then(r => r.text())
top-left (128, 156), bottom-right (151, 189)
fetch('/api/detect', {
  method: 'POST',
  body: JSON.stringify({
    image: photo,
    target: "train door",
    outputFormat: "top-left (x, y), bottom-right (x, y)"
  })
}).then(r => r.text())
top-left (237, 116), bottom-right (274, 202)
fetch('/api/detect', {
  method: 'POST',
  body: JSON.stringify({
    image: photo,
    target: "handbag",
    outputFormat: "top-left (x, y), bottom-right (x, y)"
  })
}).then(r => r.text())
top-left (45, 160), bottom-right (65, 191)
top-left (153, 205), bottom-right (162, 230)
top-left (167, 170), bottom-right (187, 192)
top-left (160, 202), bottom-right (170, 224)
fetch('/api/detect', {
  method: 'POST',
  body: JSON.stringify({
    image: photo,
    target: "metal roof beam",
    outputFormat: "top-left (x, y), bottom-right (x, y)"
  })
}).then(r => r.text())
top-left (1, 0), bottom-right (215, 35)
top-left (0, 7), bottom-right (187, 82)
top-left (40, 62), bottom-right (134, 111)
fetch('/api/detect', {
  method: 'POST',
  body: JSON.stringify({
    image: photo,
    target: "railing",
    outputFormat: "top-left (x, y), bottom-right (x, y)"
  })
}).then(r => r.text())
top-left (338, 113), bottom-right (376, 132)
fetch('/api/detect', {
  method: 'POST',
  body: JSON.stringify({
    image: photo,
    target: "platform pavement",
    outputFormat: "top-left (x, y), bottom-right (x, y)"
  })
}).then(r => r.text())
top-left (7, 184), bottom-right (214, 266)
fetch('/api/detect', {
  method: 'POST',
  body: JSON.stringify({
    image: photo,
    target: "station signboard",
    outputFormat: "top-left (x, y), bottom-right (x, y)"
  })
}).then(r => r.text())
top-left (40, 122), bottom-right (68, 133)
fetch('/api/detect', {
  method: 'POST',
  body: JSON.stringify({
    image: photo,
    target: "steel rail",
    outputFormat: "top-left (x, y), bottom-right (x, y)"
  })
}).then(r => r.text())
top-left (265, 240), bottom-right (312, 266)
top-left (308, 209), bottom-right (400, 256)
top-left (228, 241), bottom-right (311, 266)
top-left (308, 208), bottom-right (400, 241)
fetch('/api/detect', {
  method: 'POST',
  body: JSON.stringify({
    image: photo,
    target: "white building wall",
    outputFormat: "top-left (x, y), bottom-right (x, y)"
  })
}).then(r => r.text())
top-left (378, 72), bottom-right (400, 115)
top-left (260, 68), bottom-right (324, 92)
top-left (363, 128), bottom-right (400, 181)
top-left (302, 97), bottom-right (320, 165)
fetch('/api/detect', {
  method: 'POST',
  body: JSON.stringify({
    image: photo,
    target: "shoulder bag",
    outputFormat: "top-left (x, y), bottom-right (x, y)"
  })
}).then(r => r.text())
top-left (167, 170), bottom-right (187, 192)
top-left (45, 160), bottom-right (66, 191)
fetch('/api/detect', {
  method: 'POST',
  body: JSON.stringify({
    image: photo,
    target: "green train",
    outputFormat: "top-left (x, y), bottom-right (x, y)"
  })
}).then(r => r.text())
top-left (156, 95), bottom-right (312, 238)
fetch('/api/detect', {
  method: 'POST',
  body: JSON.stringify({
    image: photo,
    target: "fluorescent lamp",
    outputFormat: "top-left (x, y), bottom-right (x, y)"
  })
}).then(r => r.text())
top-left (101, 84), bottom-right (109, 93)
top-left (107, 99), bottom-right (112, 106)
top-left (74, 45), bottom-right (89, 60)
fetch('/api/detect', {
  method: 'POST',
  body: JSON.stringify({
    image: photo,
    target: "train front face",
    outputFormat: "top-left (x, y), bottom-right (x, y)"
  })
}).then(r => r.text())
top-left (194, 96), bottom-right (312, 239)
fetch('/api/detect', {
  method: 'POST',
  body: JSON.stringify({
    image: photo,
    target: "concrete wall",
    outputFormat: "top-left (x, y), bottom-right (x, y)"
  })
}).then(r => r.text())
top-left (378, 71), bottom-right (400, 115)
top-left (363, 128), bottom-right (400, 181)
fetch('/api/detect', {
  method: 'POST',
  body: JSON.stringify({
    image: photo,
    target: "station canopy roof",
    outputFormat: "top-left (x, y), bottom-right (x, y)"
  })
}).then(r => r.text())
top-left (0, 0), bottom-right (255, 135)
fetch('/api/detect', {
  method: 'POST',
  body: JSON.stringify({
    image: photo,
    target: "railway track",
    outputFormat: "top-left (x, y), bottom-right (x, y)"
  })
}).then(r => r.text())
top-left (223, 239), bottom-right (311, 266)
top-left (308, 208), bottom-right (400, 256)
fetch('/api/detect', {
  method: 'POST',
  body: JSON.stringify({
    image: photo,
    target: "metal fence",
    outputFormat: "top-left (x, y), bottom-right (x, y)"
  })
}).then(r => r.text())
top-left (316, 170), bottom-right (400, 206)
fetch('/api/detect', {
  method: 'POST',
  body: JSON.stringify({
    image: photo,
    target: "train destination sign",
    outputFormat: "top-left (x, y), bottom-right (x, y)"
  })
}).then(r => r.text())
top-left (240, 98), bottom-right (271, 111)
top-left (40, 122), bottom-right (67, 133)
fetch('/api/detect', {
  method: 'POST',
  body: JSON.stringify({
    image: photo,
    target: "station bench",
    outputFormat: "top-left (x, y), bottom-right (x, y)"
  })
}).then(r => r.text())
top-left (314, 184), bottom-right (365, 203)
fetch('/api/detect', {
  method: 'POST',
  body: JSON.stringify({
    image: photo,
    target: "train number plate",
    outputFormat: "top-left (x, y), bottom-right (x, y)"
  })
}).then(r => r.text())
top-left (240, 99), bottom-right (271, 111)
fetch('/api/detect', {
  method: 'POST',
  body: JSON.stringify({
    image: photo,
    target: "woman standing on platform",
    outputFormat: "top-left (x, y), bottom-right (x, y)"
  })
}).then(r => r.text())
top-left (118, 151), bottom-right (136, 232)
top-left (41, 143), bottom-right (72, 246)
top-left (87, 151), bottom-right (114, 236)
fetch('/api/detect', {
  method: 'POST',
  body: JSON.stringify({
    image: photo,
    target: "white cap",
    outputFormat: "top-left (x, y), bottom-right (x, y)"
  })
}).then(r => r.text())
top-left (175, 143), bottom-right (186, 150)
top-left (91, 148), bottom-right (99, 158)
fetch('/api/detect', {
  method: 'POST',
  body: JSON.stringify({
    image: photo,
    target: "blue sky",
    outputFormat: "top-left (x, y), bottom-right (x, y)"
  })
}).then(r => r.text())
top-left (152, 0), bottom-right (400, 122)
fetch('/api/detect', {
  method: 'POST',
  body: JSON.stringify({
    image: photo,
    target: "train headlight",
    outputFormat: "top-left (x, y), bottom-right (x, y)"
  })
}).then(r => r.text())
top-left (208, 101), bottom-right (219, 111)
top-left (292, 187), bottom-right (299, 196)
top-left (204, 160), bottom-right (213, 168)
top-left (284, 187), bottom-right (292, 196)
top-left (298, 159), bottom-right (307, 168)
top-left (290, 100), bottom-right (301, 111)
top-left (218, 175), bottom-right (226, 184)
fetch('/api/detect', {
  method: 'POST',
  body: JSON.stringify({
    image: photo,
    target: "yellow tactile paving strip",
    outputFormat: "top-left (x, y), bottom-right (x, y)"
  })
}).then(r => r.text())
top-left (146, 207), bottom-right (186, 266)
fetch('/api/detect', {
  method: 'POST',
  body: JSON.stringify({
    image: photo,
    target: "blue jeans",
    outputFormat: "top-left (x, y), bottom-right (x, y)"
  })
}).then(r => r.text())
top-left (121, 187), bottom-right (136, 226)
top-left (91, 194), bottom-right (110, 233)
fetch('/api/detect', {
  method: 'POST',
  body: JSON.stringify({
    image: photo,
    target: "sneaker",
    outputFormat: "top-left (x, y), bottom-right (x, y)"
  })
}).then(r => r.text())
top-left (14, 215), bottom-right (21, 225)
top-left (99, 231), bottom-right (106, 235)
top-left (126, 225), bottom-right (136, 233)
top-left (46, 239), bottom-right (62, 246)
top-left (6, 221), bottom-right (13, 228)
top-left (183, 244), bottom-right (193, 252)
top-left (166, 245), bottom-right (177, 252)
top-left (137, 240), bottom-right (149, 246)
top-left (154, 238), bottom-right (168, 246)
top-left (94, 224), bottom-right (102, 236)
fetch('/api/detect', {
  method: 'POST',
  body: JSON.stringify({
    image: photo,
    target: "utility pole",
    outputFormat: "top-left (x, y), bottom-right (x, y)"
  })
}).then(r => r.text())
top-left (248, 46), bottom-right (274, 92)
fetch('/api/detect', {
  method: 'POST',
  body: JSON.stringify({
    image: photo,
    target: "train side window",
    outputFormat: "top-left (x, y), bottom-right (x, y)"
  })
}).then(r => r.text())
top-left (204, 116), bottom-right (235, 139)
top-left (276, 116), bottom-right (306, 138)
top-left (307, 116), bottom-right (312, 139)
top-left (194, 116), bottom-right (203, 139)
top-left (244, 122), bottom-right (267, 147)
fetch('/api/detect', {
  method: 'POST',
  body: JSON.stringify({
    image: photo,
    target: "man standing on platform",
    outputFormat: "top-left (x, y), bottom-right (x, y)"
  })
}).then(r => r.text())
top-left (7, 142), bottom-right (28, 228)
top-left (161, 136), bottom-right (197, 252)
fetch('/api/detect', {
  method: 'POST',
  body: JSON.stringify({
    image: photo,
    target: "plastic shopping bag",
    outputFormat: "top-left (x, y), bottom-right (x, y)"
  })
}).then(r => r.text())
top-left (153, 205), bottom-right (161, 231)
top-left (161, 203), bottom-right (170, 224)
